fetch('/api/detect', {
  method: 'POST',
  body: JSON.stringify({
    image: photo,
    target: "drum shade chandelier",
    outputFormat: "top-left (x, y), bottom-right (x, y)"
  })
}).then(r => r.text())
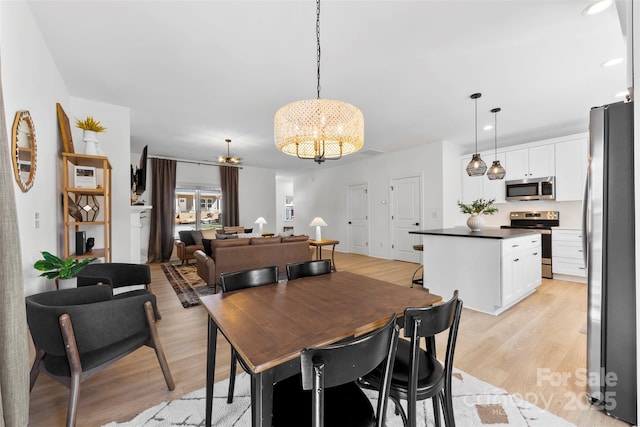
top-left (487, 107), bottom-right (506, 180)
top-left (274, 0), bottom-right (364, 164)
top-left (465, 93), bottom-right (487, 176)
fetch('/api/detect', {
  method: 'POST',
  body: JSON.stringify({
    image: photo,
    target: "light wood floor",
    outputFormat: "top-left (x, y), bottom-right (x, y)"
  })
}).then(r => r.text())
top-left (27, 253), bottom-right (628, 426)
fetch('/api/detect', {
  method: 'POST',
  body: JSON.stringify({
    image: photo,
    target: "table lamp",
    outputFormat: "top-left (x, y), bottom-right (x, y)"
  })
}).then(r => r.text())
top-left (309, 217), bottom-right (327, 241)
top-left (255, 217), bottom-right (267, 234)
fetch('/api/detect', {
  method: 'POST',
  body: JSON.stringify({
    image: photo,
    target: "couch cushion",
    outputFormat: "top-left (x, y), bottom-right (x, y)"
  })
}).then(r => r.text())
top-left (191, 230), bottom-right (204, 245)
top-left (282, 235), bottom-right (309, 243)
top-left (250, 237), bottom-right (282, 245)
top-left (179, 230), bottom-right (196, 246)
top-left (211, 238), bottom-right (250, 249)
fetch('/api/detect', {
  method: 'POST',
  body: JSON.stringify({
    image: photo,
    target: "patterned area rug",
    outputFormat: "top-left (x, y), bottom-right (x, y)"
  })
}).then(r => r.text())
top-left (161, 263), bottom-right (216, 307)
top-left (103, 370), bottom-right (575, 427)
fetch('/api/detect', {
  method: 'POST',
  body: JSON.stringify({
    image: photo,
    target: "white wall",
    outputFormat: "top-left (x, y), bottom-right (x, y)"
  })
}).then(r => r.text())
top-left (239, 166), bottom-right (277, 234)
top-left (293, 141), bottom-right (452, 259)
top-left (276, 177), bottom-right (294, 234)
top-left (2, 1), bottom-right (69, 295)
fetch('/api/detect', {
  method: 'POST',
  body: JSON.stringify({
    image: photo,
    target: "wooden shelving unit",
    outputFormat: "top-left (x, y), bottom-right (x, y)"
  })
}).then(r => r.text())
top-left (62, 153), bottom-right (112, 262)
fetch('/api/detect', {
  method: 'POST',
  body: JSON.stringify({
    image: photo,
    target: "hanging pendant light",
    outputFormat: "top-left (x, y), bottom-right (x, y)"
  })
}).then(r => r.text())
top-left (465, 93), bottom-right (487, 176)
top-left (487, 107), bottom-right (506, 180)
top-left (274, 0), bottom-right (364, 164)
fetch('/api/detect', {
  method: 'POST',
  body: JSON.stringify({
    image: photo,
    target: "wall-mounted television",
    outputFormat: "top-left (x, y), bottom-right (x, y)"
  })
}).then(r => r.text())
top-left (131, 145), bottom-right (148, 195)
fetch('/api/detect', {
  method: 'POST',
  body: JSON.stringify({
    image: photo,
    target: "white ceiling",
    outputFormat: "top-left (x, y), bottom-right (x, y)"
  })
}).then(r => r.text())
top-left (27, 0), bottom-right (628, 174)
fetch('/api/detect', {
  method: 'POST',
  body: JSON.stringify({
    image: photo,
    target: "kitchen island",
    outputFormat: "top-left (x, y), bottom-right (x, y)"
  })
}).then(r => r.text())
top-left (410, 227), bottom-right (542, 315)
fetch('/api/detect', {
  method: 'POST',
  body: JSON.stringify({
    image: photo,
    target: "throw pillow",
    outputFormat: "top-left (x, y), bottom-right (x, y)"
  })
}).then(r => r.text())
top-left (250, 236), bottom-right (282, 245)
top-left (282, 235), bottom-right (310, 243)
top-left (202, 238), bottom-right (214, 256)
top-left (191, 230), bottom-right (204, 246)
top-left (178, 230), bottom-right (196, 246)
top-left (244, 228), bottom-right (253, 233)
top-left (201, 228), bottom-right (218, 240)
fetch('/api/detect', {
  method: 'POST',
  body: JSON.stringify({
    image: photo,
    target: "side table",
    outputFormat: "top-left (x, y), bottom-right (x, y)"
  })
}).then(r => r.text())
top-left (308, 239), bottom-right (339, 271)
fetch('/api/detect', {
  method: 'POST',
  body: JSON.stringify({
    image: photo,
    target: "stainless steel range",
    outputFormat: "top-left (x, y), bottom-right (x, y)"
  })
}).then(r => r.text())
top-left (500, 211), bottom-right (559, 279)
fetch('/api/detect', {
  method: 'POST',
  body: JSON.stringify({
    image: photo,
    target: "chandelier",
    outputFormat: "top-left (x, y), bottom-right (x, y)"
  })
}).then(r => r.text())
top-left (219, 139), bottom-right (241, 165)
top-left (487, 107), bottom-right (506, 180)
top-left (274, 0), bottom-right (364, 164)
top-left (465, 93), bottom-right (487, 176)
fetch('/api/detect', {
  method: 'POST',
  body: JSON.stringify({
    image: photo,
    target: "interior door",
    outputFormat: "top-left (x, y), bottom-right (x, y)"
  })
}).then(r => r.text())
top-left (391, 175), bottom-right (421, 262)
top-left (347, 183), bottom-right (368, 254)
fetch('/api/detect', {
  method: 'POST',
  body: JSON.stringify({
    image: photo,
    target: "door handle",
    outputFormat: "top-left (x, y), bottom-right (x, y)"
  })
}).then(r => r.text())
top-left (414, 223), bottom-right (419, 226)
top-left (348, 221), bottom-right (352, 224)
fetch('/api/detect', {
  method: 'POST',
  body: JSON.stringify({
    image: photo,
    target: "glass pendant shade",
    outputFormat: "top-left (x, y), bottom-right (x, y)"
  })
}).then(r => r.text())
top-left (466, 153), bottom-right (487, 176)
top-left (487, 160), bottom-right (506, 180)
top-left (274, 99), bottom-right (364, 163)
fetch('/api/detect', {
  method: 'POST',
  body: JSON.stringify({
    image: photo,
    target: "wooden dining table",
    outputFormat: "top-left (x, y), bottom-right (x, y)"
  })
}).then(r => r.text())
top-left (200, 270), bottom-right (442, 427)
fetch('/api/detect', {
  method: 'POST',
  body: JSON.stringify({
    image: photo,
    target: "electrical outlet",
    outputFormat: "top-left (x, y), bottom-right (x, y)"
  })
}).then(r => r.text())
top-left (34, 211), bottom-right (40, 229)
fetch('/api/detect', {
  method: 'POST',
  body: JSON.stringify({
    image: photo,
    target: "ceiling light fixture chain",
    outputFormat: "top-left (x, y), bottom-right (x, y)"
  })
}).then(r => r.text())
top-left (316, 0), bottom-right (321, 100)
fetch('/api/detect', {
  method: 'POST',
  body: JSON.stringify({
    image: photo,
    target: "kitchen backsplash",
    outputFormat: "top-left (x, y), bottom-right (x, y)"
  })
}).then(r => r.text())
top-left (480, 200), bottom-right (583, 229)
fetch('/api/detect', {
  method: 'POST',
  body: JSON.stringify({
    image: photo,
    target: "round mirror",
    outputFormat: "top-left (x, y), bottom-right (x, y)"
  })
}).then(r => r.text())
top-left (11, 110), bottom-right (37, 192)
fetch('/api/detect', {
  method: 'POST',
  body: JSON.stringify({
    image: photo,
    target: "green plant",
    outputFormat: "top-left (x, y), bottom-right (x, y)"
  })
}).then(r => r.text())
top-left (33, 251), bottom-right (96, 279)
top-left (457, 198), bottom-right (498, 215)
top-left (75, 116), bottom-right (107, 132)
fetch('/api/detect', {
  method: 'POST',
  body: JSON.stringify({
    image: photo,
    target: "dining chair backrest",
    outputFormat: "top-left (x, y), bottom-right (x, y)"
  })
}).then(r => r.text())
top-left (219, 266), bottom-right (279, 293)
top-left (300, 313), bottom-right (399, 427)
top-left (286, 259), bottom-right (331, 281)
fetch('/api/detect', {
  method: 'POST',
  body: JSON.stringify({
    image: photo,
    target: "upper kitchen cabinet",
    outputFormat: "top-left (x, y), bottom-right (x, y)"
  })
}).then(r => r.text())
top-left (505, 144), bottom-right (555, 179)
top-left (555, 137), bottom-right (588, 201)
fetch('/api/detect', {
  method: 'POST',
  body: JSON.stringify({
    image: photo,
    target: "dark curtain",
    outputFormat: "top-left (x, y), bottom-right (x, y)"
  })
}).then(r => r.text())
top-left (0, 54), bottom-right (30, 426)
top-left (148, 158), bottom-right (177, 262)
top-left (220, 166), bottom-right (239, 227)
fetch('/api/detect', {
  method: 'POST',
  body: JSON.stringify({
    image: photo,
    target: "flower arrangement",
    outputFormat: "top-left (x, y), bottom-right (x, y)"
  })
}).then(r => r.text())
top-left (75, 116), bottom-right (107, 132)
top-left (457, 198), bottom-right (498, 215)
top-left (33, 251), bottom-right (96, 279)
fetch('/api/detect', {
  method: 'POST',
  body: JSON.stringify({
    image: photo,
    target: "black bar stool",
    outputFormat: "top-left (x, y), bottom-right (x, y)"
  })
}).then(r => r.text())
top-left (411, 244), bottom-right (424, 288)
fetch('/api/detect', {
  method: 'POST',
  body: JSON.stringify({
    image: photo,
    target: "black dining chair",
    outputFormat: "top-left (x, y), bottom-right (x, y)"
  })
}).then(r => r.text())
top-left (219, 265), bottom-right (279, 403)
top-left (271, 313), bottom-right (400, 427)
top-left (359, 291), bottom-right (463, 427)
top-left (286, 259), bottom-right (332, 281)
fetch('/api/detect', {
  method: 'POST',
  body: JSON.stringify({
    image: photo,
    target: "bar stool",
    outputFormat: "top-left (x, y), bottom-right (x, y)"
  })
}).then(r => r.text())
top-left (411, 244), bottom-right (424, 288)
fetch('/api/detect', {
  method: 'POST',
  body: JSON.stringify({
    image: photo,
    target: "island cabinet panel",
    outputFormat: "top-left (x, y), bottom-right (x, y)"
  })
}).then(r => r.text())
top-left (420, 229), bottom-right (541, 316)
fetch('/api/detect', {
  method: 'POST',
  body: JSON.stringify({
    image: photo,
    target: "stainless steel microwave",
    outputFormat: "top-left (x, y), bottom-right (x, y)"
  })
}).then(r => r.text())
top-left (505, 176), bottom-right (555, 201)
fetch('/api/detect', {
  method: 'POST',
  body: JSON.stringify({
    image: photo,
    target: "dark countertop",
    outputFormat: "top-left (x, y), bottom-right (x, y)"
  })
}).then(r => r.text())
top-left (409, 227), bottom-right (541, 239)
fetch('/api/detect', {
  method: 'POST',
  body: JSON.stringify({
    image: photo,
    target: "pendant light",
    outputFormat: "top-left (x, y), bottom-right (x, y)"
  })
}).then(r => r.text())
top-left (487, 107), bottom-right (506, 180)
top-left (274, 0), bottom-right (364, 164)
top-left (465, 93), bottom-right (487, 176)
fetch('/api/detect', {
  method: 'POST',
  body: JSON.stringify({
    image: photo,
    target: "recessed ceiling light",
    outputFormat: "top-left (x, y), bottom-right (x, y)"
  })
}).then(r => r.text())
top-left (601, 57), bottom-right (623, 67)
top-left (483, 125), bottom-right (493, 131)
top-left (582, 0), bottom-right (613, 16)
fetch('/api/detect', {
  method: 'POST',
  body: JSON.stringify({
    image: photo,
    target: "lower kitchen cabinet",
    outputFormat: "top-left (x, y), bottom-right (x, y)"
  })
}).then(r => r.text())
top-left (552, 229), bottom-right (586, 282)
top-left (501, 234), bottom-right (542, 306)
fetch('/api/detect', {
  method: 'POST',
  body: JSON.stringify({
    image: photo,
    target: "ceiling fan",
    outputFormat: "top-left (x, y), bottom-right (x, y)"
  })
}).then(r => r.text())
top-left (218, 138), bottom-right (241, 165)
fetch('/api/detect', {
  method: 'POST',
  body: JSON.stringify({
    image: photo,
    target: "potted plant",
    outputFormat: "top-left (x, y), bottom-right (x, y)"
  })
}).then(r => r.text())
top-left (457, 198), bottom-right (498, 231)
top-left (34, 251), bottom-right (96, 289)
top-left (75, 116), bottom-right (107, 155)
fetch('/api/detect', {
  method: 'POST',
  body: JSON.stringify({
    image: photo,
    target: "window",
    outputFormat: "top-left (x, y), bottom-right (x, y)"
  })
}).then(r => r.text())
top-left (175, 188), bottom-right (222, 237)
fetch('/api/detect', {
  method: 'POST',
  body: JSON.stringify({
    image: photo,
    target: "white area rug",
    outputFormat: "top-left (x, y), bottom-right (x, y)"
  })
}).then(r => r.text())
top-left (103, 370), bottom-right (575, 426)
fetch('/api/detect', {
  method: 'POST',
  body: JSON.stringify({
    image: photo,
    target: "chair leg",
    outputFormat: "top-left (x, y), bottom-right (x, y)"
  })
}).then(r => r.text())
top-left (432, 395), bottom-right (442, 427)
top-left (227, 348), bottom-right (238, 404)
top-left (66, 372), bottom-right (81, 427)
top-left (144, 301), bottom-right (175, 390)
top-left (441, 389), bottom-right (455, 427)
top-left (389, 395), bottom-right (408, 426)
top-left (29, 348), bottom-right (44, 392)
top-left (59, 314), bottom-right (82, 427)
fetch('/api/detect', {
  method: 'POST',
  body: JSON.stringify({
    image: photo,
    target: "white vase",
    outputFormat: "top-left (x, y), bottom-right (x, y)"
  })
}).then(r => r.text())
top-left (466, 213), bottom-right (484, 231)
top-left (56, 277), bottom-right (78, 290)
top-left (83, 130), bottom-right (99, 155)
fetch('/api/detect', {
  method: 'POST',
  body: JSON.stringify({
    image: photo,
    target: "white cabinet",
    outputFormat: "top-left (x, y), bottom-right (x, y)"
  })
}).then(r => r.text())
top-left (501, 234), bottom-right (542, 306)
top-left (555, 138), bottom-right (588, 201)
top-left (505, 144), bottom-right (555, 179)
top-left (460, 151), bottom-right (506, 203)
top-left (552, 229), bottom-right (586, 281)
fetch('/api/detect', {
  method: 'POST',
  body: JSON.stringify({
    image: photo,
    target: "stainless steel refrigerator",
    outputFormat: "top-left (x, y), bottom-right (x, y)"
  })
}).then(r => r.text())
top-left (585, 100), bottom-right (636, 424)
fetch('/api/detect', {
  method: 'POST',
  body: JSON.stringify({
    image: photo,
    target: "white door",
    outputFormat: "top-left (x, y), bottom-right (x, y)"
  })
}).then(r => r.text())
top-left (391, 175), bottom-right (421, 262)
top-left (347, 183), bottom-right (368, 254)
